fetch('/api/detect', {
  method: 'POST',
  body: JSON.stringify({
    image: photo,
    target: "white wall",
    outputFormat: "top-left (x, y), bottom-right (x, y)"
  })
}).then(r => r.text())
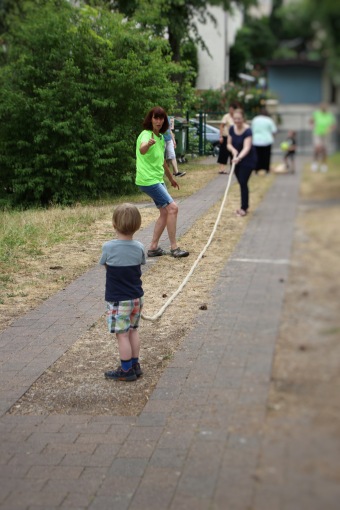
top-left (195, 5), bottom-right (243, 90)
top-left (249, 0), bottom-right (272, 18)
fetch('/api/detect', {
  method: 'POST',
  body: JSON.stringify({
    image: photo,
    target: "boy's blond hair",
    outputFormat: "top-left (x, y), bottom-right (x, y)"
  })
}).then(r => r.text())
top-left (112, 203), bottom-right (141, 236)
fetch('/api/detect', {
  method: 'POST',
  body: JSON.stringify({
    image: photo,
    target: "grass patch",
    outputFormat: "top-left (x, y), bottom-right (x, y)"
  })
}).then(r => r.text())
top-left (301, 153), bottom-right (340, 201)
top-left (0, 159), bottom-right (212, 266)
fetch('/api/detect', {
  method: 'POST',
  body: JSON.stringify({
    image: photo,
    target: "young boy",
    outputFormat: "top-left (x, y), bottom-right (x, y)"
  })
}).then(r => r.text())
top-left (281, 130), bottom-right (297, 173)
top-left (99, 203), bottom-right (146, 382)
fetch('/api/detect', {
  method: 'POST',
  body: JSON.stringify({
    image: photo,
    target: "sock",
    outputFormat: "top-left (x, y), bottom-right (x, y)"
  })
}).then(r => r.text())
top-left (121, 359), bottom-right (132, 372)
top-left (131, 357), bottom-right (139, 366)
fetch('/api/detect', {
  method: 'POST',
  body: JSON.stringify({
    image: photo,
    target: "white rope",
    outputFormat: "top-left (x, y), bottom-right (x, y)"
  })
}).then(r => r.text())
top-left (142, 162), bottom-right (235, 321)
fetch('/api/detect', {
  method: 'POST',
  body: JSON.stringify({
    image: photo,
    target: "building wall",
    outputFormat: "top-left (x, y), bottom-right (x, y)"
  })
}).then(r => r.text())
top-left (195, 6), bottom-right (243, 90)
top-left (268, 66), bottom-right (323, 104)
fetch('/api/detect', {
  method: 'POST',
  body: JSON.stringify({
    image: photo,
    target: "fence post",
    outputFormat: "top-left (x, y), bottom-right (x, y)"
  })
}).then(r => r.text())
top-left (198, 111), bottom-right (204, 156)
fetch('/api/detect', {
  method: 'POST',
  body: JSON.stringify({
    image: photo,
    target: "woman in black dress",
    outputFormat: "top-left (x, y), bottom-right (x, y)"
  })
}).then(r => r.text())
top-left (227, 109), bottom-right (257, 217)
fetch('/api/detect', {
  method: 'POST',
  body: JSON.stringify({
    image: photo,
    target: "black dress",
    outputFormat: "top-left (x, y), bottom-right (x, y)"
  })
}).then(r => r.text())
top-left (217, 136), bottom-right (231, 165)
top-left (229, 126), bottom-right (257, 211)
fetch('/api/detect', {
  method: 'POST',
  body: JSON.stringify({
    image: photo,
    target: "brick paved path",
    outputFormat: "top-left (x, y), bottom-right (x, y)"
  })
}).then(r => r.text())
top-left (1, 158), bottom-right (337, 509)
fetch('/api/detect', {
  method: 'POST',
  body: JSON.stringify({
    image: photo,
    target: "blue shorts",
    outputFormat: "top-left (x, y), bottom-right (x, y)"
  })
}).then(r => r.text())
top-left (139, 183), bottom-right (174, 209)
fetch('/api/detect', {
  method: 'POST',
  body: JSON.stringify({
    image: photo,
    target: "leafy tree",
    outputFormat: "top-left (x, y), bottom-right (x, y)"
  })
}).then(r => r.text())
top-left (230, 0), bottom-right (340, 85)
top-left (0, 0), bottom-right (25, 34)
top-left (0, 0), bottom-right (190, 206)
top-left (102, 0), bottom-right (256, 63)
top-left (309, 0), bottom-right (340, 83)
top-left (229, 17), bottom-right (276, 80)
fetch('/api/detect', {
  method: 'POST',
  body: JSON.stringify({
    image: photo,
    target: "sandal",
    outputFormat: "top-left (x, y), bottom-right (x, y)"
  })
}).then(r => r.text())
top-left (147, 247), bottom-right (166, 257)
top-left (170, 247), bottom-right (189, 258)
top-left (218, 171), bottom-right (228, 174)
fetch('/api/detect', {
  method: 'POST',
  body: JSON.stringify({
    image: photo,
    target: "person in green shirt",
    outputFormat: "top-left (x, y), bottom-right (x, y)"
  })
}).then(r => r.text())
top-left (136, 106), bottom-right (189, 258)
top-left (310, 103), bottom-right (336, 172)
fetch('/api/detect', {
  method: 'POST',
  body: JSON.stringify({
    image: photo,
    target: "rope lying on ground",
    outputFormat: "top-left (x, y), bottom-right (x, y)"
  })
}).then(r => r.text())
top-left (141, 162), bottom-right (236, 321)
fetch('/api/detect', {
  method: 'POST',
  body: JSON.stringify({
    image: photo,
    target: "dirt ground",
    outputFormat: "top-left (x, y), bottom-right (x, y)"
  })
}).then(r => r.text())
top-left (7, 162), bottom-right (340, 434)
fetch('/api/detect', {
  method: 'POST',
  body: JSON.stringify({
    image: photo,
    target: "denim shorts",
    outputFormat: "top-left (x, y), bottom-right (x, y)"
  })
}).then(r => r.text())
top-left (139, 183), bottom-right (174, 209)
top-left (106, 297), bottom-right (144, 334)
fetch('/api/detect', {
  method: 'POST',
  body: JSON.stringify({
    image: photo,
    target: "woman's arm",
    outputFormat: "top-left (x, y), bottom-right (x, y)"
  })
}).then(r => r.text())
top-left (219, 122), bottom-right (225, 141)
top-left (227, 134), bottom-right (238, 158)
top-left (139, 134), bottom-right (156, 155)
top-left (164, 161), bottom-right (179, 189)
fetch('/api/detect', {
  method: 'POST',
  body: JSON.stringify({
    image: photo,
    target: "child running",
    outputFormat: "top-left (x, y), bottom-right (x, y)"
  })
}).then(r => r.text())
top-left (281, 130), bottom-right (297, 173)
top-left (99, 203), bottom-right (146, 382)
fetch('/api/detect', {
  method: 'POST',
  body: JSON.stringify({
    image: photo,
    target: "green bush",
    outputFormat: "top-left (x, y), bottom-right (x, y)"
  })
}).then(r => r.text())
top-left (194, 82), bottom-right (276, 119)
top-left (0, 1), bottom-right (184, 206)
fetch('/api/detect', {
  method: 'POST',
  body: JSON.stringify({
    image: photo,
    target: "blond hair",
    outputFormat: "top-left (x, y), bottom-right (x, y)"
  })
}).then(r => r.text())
top-left (112, 203), bottom-right (141, 235)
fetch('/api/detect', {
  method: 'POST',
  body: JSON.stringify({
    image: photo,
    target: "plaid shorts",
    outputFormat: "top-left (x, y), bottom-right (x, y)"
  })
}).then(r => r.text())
top-left (106, 297), bottom-right (144, 334)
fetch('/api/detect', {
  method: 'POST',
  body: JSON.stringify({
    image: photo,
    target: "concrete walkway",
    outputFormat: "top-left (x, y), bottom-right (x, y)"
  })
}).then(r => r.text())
top-left (0, 158), bottom-right (331, 509)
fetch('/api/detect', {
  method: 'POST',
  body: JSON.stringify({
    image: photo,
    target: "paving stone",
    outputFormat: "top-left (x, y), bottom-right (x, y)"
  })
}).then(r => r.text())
top-left (117, 440), bottom-right (157, 459)
top-left (108, 458), bottom-right (149, 478)
top-left (135, 412), bottom-right (168, 427)
top-left (149, 447), bottom-right (187, 469)
top-left (61, 443), bottom-right (120, 467)
top-left (97, 475), bottom-right (140, 497)
top-left (88, 494), bottom-right (131, 510)
top-left (27, 464), bottom-right (83, 480)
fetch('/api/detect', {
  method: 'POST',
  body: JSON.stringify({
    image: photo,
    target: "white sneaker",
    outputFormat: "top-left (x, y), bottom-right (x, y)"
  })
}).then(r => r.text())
top-left (320, 164), bottom-right (328, 173)
top-left (311, 162), bottom-right (318, 172)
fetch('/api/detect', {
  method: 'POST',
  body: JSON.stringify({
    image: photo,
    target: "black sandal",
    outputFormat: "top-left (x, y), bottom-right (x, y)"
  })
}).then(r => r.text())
top-left (170, 247), bottom-right (189, 258)
top-left (147, 247), bottom-right (166, 257)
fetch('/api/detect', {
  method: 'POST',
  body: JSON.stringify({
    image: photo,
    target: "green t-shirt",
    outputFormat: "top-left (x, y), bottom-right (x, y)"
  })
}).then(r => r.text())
top-left (313, 110), bottom-right (336, 136)
top-left (135, 130), bottom-right (165, 186)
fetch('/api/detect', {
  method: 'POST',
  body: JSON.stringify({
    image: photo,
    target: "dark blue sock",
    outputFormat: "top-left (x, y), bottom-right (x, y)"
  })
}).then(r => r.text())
top-left (121, 359), bottom-right (132, 371)
top-left (131, 357), bottom-right (139, 366)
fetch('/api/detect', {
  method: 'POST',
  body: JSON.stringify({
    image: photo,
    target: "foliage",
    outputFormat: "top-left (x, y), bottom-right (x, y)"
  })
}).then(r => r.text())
top-left (308, 0), bottom-right (340, 84)
top-left (230, 16), bottom-right (276, 81)
top-left (230, 0), bottom-right (340, 83)
top-left (0, 0), bottom-right (25, 34)
top-left (193, 83), bottom-right (276, 119)
top-left (0, 0), bottom-right (193, 207)
top-left (107, 0), bottom-right (256, 63)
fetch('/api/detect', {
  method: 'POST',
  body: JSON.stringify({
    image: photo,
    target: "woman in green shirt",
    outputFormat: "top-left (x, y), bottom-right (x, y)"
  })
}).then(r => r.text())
top-left (136, 106), bottom-right (189, 258)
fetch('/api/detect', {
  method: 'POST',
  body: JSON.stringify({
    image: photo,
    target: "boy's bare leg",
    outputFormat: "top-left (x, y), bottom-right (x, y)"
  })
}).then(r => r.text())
top-left (116, 332), bottom-right (132, 361)
top-left (129, 328), bottom-right (141, 359)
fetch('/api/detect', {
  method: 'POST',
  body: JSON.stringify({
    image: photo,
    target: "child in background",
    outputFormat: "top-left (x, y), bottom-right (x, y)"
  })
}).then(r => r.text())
top-left (99, 203), bottom-right (146, 382)
top-left (281, 130), bottom-right (297, 173)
